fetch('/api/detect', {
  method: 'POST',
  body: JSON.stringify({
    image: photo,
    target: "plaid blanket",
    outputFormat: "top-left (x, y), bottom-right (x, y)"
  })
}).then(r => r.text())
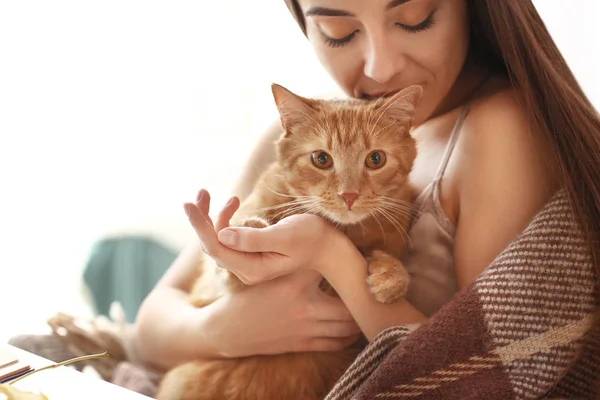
top-left (326, 189), bottom-right (599, 400)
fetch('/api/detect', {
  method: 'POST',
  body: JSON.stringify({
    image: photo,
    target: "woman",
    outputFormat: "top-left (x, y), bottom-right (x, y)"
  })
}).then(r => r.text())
top-left (13, 0), bottom-right (600, 396)
top-left (138, 0), bottom-right (600, 367)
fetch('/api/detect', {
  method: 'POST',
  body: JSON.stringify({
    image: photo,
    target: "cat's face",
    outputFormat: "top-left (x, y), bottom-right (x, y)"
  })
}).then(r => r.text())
top-left (272, 84), bottom-right (421, 225)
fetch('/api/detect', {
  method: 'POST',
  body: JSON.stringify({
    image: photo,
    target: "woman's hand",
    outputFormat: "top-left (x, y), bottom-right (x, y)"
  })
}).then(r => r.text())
top-left (183, 189), bottom-right (346, 285)
top-left (181, 189), bottom-right (361, 357)
top-left (201, 269), bottom-right (362, 357)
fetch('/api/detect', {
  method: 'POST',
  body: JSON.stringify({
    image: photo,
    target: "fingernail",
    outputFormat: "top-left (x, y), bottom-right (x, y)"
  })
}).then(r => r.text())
top-left (218, 229), bottom-right (237, 246)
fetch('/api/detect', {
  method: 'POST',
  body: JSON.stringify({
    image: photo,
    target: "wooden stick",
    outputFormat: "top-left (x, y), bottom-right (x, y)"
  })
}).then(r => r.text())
top-left (9, 351), bottom-right (111, 385)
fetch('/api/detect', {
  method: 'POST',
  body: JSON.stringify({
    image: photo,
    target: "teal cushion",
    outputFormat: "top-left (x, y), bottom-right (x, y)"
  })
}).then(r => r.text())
top-left (82, 236), bottom-right (178, 322)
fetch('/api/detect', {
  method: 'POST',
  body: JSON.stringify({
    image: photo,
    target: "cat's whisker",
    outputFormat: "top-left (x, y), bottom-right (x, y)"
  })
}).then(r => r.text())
top-left (382, 206), bottom-right (412, 228)
top-left (366, 94), bottom-right (389, 134)
top-left (264, 188), bottom-right (295, 199)
top-left (378, 202), bottom-right (419, 220)
top-left (372, 94), bottom-right (389, 110)
top-left (305, 202), bottom-right (341, 226)
top-left (367, 92), bottom-right (399, 136)
top-left (301, 205), bottom-right (331, 222)
top-left (381, 207), bottom-right (420, 223)
top-left (245, 199), bottom-right (315, 215)
top-left (369, 211), bottom-right (387, 245)
top-left (253, 206), bottom-right (301, 221)
top-left (377, 208), bottom-right (403, 234)
top-left (374, 207), bottom-right (412, 246)
top-left (379, 197), bottom-right (420, 215)
top-left (368, 92), bottom-right (410, 138)
top-left (276, 204), bottom-right (314, 220)
top-left (366, 107), bottom-right (376, 134)
top-left (263, 183), bottom-right (317, 200)
top-left (326, 213), bottom-right (344, 229)
top-left (357, 218), bottom-right (368, 233)
top-left (379, 200), bottom-right (414, 210)
top-left (360, 199), bottom-right (416, 221)
top-left (282, 198), bottom-right (329, 219)
top-left (366, 99), bottom-right (382, 135)
top-left (240, 199), bottom-right (316, 221)
top-left (300, 203), bottom-right (340, 225)
top-left (269, 198), bottom-right (313, 214)
top-left (380, 196), bottom-right (416, 206)
top-left (366, 198), bottom-right (414, 210)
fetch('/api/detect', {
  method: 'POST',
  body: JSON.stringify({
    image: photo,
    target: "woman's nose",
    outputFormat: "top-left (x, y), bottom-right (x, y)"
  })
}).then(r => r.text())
top-left (363, 36), bottom-right (406, 84)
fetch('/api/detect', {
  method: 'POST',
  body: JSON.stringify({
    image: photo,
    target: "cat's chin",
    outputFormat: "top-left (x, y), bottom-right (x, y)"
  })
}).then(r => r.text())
top-left (327, 210), bottom-right (370, 225)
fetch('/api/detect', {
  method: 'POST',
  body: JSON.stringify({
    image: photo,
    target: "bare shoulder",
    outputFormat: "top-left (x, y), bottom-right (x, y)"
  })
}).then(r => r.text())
top-left (459, 80), bottom-right (559, 194)
top-left (450, 79), bottom-right (561, 287)
top-left (464, 82), bottom-right (543, 158)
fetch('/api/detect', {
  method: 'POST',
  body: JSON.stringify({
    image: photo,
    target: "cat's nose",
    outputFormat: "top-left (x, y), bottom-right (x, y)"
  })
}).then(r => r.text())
top-left (338, 192), bottom-right (359, 209)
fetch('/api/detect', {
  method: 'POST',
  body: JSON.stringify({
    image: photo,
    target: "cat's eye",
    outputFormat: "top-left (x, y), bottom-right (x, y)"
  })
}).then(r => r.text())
top-left (311, 151), bottom-right (333, 169)
top-left (365, 151), bottom-right (386, 169)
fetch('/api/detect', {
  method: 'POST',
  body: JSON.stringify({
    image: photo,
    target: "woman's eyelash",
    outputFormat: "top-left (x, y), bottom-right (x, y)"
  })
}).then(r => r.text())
top-left (322, 10), bottom-right (436, 48)
top-left (396, 11), bottom-right (436, 33)
top-left (323, 30), bottom-right (358, 48)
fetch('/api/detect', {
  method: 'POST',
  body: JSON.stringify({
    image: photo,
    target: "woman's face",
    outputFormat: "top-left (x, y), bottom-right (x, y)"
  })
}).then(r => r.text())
top-left (298, 0), bottom-right (471, 125)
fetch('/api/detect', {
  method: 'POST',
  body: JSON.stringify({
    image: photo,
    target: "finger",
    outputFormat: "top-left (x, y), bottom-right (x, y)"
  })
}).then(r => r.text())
top-left (218, 214), bottom-right (327, 255)
top-left (312, 295), bottom-right (355, 322)
top-left (217, 222), bottom-right (293, 253)
top-left (311, 321), bottom-right (362, 338)
top-left (215, 196), bottom-right (240, 232)
top-left (184, 201), bottom-right (218, 249)
top-left (293, 335), bottom-right (362, 353)
top-left (195, 189), bottom-right (213, 227)
top-left (185, 201), bottom-right (276, 284)
top-left (185, 198), bottom-right (233, 259)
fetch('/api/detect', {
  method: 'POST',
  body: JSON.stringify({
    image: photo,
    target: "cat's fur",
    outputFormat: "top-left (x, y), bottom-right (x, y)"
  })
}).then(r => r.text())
top-left (156, 84), bottom-right (422, 400)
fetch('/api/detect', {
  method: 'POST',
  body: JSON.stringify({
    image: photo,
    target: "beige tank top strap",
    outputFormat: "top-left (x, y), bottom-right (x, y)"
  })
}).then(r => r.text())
top-left (432, 106), bottom-right (469, 182)
top-left (432, 75), bottom-right (492, 182)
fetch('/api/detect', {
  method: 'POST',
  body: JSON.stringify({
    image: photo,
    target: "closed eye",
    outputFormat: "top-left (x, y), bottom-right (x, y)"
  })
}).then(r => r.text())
top-left (323, 30), bottom-right (359, 48)
top-left (396, 11), bottom-right (435, 33)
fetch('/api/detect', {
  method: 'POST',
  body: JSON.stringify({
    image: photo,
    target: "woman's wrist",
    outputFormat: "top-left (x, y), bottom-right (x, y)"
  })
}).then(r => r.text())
top-left (312, 228), bottom-right (427, 340)
top-left (314, 227), bottom-right (361, 279)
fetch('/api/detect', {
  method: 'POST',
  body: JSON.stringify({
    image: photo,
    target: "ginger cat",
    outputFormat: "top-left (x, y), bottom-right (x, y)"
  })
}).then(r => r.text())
top-left (156, 83), bottom-right (422, 400)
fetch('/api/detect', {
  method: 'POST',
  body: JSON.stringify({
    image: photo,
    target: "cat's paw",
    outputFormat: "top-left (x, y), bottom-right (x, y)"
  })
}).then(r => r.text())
top-left (366, 250), bottom-right (410, 304)
top-left (233, 216), bottom-right (270, 229)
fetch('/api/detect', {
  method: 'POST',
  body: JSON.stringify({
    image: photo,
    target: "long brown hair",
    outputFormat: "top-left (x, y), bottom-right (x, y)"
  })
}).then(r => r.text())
top-left (283, 0), bottom-right (600, 315)
top-left (467, 0), bottom-right (600, 316)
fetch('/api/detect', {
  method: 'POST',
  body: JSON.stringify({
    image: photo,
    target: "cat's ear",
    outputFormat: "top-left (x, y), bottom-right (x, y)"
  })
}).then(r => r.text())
top-left (271, 83), bottom-right (316, 132)
top-left (375, 85), bottom-right (423, 126)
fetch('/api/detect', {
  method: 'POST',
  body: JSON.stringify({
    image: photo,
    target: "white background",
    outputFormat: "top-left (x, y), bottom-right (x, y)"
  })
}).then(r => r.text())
top-left (0, 1), bottom-right (598, 341)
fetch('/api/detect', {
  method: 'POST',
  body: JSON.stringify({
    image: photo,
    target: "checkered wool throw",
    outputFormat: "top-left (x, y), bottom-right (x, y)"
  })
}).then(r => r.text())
top-left (326, 189), bottom-right (600, 400)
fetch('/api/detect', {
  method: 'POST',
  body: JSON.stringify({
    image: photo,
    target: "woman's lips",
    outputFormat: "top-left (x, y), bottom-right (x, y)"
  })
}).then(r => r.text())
top-left (363, 89), bottom-right (401, 100)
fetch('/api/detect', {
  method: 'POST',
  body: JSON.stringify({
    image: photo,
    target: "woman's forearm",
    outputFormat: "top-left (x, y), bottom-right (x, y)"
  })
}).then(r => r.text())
top-left (135, 286), bottom-right (218, 371)
top-left (318, 239), bottom-right (427, 341)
